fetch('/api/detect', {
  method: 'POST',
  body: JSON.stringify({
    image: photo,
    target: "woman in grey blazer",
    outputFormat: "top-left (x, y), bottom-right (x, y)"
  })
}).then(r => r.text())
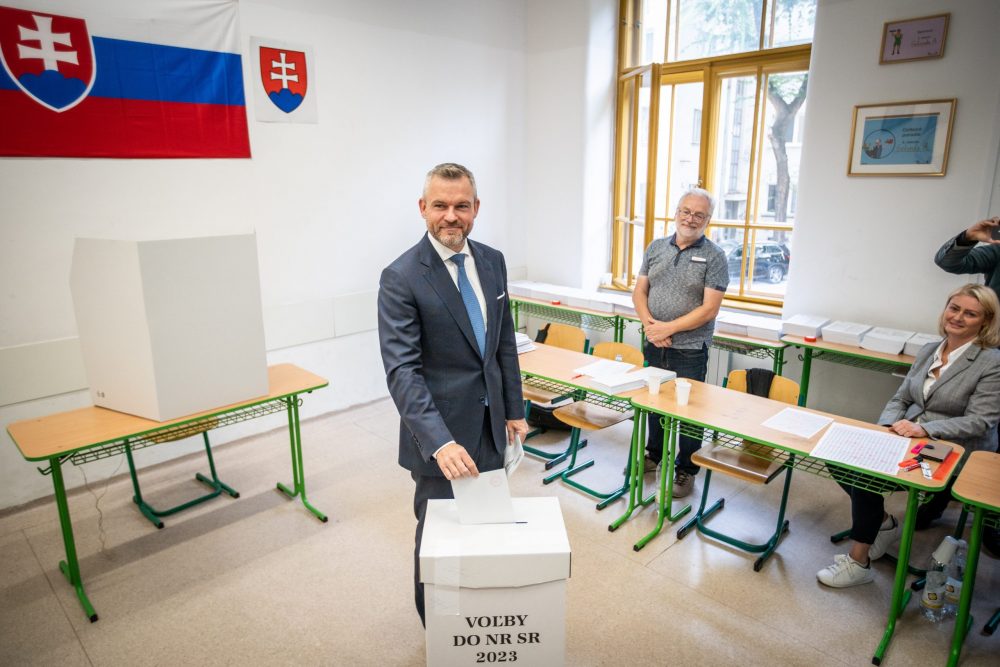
top-left (817, 284), bottom-right (1000, 588)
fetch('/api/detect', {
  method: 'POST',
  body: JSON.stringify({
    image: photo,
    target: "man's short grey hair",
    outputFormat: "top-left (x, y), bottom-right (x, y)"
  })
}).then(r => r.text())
top-left (423, 163), bottom-right (478, 200)
top-left (677, 187), bottom-right (715, 218)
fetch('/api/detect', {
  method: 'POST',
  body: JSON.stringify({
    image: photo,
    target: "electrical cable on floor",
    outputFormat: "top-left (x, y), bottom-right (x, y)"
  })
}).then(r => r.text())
top-left (79, 454), bottom-right (125, 559)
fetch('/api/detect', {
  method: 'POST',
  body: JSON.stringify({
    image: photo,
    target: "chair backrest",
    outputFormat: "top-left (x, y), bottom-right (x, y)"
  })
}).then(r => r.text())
top-left (592, 341), bottom-right (644, 366)
top-left (726, 369), bottom-right (799, 406)
top-left (544, 323), bottom-right (587, 352)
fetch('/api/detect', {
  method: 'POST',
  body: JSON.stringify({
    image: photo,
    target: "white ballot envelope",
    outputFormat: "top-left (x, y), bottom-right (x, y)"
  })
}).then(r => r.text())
top-left (450, 469), bottom-right (515, 524)
top-left (504, 434), bottom-right (525, 478)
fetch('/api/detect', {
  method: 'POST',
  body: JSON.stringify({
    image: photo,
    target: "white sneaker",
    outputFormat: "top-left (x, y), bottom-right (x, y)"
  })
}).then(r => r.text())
top-left (868, 515), bottom-right (901, 561)
top-left (817, 554), bottom-right (874, 588)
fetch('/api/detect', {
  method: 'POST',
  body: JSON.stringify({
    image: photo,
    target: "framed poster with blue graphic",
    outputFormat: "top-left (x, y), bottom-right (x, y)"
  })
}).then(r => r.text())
top-left (250, 36), bottom-right (317, 123)
top-left (848, 99), bottom-right (955, 176)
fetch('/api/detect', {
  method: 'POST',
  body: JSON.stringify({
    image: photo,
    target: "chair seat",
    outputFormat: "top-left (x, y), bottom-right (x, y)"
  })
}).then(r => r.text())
top-left (691, 441), bottom-right (785, 485)
top-left (553, 402), bottom-right (631, 431)
top-left (522, 383), bottom-right (564, 403)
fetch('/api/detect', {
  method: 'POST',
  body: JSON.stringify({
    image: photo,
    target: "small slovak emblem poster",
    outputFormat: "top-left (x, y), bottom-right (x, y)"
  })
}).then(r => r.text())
top-left (251, 37), bottom-right (316, 123)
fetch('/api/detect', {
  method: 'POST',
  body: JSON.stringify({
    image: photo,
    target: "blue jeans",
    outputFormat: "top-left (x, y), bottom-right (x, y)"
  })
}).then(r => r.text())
top-left (644, 342), bottom-right (708, 475)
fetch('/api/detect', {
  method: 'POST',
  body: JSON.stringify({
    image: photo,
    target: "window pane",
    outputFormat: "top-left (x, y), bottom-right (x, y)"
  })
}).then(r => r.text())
top-left (713, 75), bottom-right (757, 226)
top-left (707, 227), bottom-right (745, 293)
top-left (639, 0), bottom-right (667, 66)
top-left (675, 0), bottom-right (763, 62)
top-left (768, 0), bottom-right (817, 48)
top-left (654, 80), bottom-right (704, 223)
top-left (616, 79), bottom-right (636, 221)
top-left (741, 228), bottom-right (791, 297)
top-left (634, 71), bottom-right (652, 220)
top-left (755, 71), bottom-right (807, 227)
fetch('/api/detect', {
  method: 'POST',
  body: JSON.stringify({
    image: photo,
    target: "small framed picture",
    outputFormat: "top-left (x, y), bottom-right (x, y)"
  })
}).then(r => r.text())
top-left (847, 99), bottom-right (956, 177)
top-left (880, 13), bottom-right (949, 64)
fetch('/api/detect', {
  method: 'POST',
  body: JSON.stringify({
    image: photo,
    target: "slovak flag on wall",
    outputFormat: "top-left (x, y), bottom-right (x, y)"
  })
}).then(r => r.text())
top-left (0, 0), bottom-right (250, 158)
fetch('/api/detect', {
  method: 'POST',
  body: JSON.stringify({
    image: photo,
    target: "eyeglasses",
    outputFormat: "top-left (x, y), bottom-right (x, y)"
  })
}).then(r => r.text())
top-left (676, 208), bottom-right (709, 223)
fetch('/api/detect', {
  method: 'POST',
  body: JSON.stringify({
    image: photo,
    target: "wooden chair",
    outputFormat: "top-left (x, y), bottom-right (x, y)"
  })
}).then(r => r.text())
top-left (522, 323), bottom-right (590, 468)
top-left (544, 342), bottom-right (643, 509)
top-left (676, 369), bottom-right (800, 571)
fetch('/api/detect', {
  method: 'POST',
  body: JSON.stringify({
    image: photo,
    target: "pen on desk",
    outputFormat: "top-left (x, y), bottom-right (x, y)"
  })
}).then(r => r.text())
top-left (571, 373), bottom-right (584, 379)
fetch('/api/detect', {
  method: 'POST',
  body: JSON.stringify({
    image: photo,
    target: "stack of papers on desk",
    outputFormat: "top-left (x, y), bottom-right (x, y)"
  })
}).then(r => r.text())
top-left (821, 321), bottom-right (872, 346)
top-left (810, 423), bottom-right (910, 476)
top-left (743, 314), bottom-right (783, 341)
top-left (515, 332), bottom-right (535, 354)
top-left (574, 358), bottom-right (635, 377)
top-left (589, 367), bottom-right (676, 394)
top-left (782, 314), bottom-right (830, 338)
top-left (904, 332), bottom-right (942, 357)
top-left (715, 311), bottom-right (750, 336)
top-left (861, 327), bottom-right (916, 355)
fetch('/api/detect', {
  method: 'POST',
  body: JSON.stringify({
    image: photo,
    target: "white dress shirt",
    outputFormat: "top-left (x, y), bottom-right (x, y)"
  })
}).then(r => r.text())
top-left (426, 231), bottom-right (488, 329)
top-left (923, 339), bottom-right (973, 399)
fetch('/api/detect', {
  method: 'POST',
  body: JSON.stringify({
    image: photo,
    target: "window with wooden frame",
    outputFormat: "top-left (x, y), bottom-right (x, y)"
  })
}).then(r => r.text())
top-left (611, 0), bottom-right (815, 308)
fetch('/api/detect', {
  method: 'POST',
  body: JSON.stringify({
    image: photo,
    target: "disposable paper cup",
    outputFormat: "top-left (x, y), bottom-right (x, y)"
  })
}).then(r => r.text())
top-left (647, 377), bottom-right (660, 395)
top-left (675, 380), bottom-right (691, 406)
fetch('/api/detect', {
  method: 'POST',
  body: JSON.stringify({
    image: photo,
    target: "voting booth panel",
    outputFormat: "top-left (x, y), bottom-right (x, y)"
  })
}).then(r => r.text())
top-left (421, 497), bottom-right (571, 667)
top-left (70, 235), bottom-right (268, 422)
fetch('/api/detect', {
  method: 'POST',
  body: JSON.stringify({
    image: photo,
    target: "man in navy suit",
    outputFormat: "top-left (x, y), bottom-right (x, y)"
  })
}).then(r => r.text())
top-left (377, 163), bottom-right (528, 625)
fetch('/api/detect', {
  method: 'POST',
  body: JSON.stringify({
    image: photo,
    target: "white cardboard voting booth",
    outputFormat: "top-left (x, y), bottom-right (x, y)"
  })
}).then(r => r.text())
top-left (70, 235), bottom-right (268, 421)
top-left (420, 497), bottom-right (571, 666)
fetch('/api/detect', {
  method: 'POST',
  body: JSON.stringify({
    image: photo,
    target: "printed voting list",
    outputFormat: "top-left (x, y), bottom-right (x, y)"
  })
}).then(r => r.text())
top-left (810, 423), bottom-right (910, 476)
top-left (450, 469), bottom-right (515, 524)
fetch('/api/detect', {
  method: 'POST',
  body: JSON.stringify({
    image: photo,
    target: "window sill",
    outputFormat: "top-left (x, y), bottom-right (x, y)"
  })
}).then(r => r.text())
top-left (600, 283), bottom-right (783, 317)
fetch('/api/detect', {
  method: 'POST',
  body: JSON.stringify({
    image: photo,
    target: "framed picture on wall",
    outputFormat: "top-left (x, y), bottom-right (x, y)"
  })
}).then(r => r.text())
top-left (879, 13), bottom-right (949, 64)
top-left (847, 99), bottom-right (956, 177)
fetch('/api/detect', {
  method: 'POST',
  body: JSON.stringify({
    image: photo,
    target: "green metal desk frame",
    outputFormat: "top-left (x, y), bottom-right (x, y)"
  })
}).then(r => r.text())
top-left (789, 342), bottom-right (912, 407)
top-left (613, 400), bottom-right (949, 665)
top-left (948, 503), bottom-right (1000, 665)
top-left (32, 390), bottom-right (326, 623)
top-left (511, 298), bottom-right (624, 341)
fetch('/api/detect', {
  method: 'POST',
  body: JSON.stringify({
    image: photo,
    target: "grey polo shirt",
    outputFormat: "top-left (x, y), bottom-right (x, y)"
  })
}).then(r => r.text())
top-left (638, 234), bottom-right (729, 349)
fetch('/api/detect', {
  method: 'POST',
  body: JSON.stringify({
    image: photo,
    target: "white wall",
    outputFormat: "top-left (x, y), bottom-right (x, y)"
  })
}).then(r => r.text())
top-left (0, 0), bottom-right (540, 509)
top-left (783, 0), bottom-right (1000, 419)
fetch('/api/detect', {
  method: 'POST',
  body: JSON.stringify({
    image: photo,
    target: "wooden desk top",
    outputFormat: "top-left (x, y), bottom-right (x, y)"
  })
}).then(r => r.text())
top-left (627, 379), bottom-right (958, 491)
top-left (518, 343), bottom-right (640, 398)
top-left (781, 335), bottom-right (915, 366)
top-left (952, 451), bottom-right (1000, 510)
top-left (7, 364), bottom-right (328, 462)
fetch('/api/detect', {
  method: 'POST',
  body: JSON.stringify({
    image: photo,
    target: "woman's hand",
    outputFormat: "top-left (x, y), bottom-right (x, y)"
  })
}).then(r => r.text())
top-left (889, 419), bottom-right (928, 438)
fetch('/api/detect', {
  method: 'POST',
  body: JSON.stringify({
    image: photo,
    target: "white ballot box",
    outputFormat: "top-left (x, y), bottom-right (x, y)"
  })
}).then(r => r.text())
top-left (420, 497), bottom-right (571, 667)
top-left (70, 234), bottom-right (268, 421)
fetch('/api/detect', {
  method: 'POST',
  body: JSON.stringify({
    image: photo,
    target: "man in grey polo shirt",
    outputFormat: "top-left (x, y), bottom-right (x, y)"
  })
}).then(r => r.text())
top-left (632, 187), bottom-right (729, 498)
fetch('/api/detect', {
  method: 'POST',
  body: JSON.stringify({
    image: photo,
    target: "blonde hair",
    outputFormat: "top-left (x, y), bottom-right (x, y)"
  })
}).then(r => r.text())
top-left (939, 284), bottom-right (1000, 348)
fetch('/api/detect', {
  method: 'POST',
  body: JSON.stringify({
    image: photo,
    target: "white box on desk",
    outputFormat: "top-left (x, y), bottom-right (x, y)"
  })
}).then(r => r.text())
top-left (70, 235), bottom-right (268, 422)
top-left (861, 327), bottom-right (915, 355)
top-left (822, 321), bottom-right (872, 346)
top-left (904, 332), bottom-right (943, 357)
top-left (421, 497), bottom-right (571, 667)
top-left (782, 314), bottom-right (830, 338)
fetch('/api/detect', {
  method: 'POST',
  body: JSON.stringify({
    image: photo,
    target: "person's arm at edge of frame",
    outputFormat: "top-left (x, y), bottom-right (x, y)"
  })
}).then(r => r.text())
top-left (934, 217), bottom-right (1000, 275)
top-left (377, 265), bottom-right (476, 478)
top-left (495, 253), bottom-right (528, 446)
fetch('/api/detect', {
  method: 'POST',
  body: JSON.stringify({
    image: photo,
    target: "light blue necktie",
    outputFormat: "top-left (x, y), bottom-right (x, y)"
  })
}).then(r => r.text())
top-left (450, 253), bottom-right (486, 357)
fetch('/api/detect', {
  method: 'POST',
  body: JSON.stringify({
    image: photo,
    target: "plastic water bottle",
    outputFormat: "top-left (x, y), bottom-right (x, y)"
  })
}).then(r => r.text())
top-left (943, 537), bottom-right (968, 617)
top-left (922, 537), bottom-right (958, 622)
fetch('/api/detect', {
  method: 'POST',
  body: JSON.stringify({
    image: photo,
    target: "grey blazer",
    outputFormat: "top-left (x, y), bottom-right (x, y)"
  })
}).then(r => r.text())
top-left (878, 341), bottom-right (1000, 453)
top-left (377, 235), bottom-right (524, 477)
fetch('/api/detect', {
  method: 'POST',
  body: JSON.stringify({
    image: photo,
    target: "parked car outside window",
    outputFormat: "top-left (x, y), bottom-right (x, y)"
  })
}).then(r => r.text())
top-left (724, 242), bottom-right (790, 284)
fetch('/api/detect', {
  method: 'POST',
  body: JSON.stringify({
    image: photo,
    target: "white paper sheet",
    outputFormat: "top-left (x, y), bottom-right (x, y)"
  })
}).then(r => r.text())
top-left (572, 358), bottom-right (635, 377)
top-left (761, 408), bottom-right (834, 439)
top-left (450, 469), bottom-right (515, 524)
top-left (504, 435), bottom-right (524, 477)
top-left (810, 423), bottom-right (910, 476)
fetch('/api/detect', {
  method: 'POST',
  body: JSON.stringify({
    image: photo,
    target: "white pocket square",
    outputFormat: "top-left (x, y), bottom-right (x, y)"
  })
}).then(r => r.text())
top-left (496, 292), bottom-right (506, 300)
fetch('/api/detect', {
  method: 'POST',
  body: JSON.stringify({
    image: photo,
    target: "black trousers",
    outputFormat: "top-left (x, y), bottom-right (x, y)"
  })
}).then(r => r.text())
top-left (411, 410), bottom-right (503, 626)
top-left (644, 342), bottom-right (709, 475)
top-left (837, 479), bottom-right (884, 545)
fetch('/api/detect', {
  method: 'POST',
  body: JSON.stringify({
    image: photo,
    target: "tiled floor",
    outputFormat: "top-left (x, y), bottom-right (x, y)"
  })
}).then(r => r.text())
top-left (1, 398), bottom-right (997, 665)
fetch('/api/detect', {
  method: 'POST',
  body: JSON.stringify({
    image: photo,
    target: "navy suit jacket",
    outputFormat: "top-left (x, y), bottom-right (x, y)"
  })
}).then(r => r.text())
top-left (377, 235), bottom-right (525, 476)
